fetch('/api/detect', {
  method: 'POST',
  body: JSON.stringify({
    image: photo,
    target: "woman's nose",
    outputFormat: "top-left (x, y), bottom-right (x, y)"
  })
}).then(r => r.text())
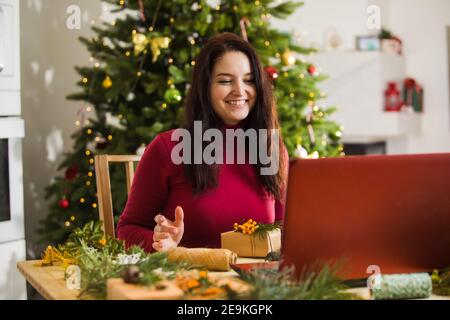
top-left (231, 80), bottom-right (246, 95)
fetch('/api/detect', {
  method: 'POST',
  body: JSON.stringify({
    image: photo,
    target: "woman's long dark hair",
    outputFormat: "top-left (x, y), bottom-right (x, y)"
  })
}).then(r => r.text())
top-left (183, 32), bottom-right (286, 200)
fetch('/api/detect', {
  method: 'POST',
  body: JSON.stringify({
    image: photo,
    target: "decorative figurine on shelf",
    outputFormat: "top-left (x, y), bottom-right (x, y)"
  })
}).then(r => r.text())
top-left (323, 28), bottom-right (344, 52)
top-left (379, 28), bottom-right (403, 55)
top-left (356, 35), bottom-right (380, 51)
top-left (403, 78), bottom-right (424, 112)
top-left (384, 82), bottom-right (403, 112)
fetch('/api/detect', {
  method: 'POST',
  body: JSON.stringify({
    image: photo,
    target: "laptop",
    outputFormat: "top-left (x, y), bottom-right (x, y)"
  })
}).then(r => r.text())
top-left (281, 153), bottom-right (450, 280)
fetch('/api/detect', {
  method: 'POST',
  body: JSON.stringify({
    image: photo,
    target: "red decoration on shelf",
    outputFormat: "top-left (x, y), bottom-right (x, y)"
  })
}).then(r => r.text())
top-left (59, 198), bottom-right (70, 209)
top-left (65, 165), bottom-right (79, 181)
top-left (403, 78), bottom-right (424, 112)
top-left (384, 82), bottom-right (403, 112)
top-left (264, 66), bottom-right (278, 80)
top-left (307, 64), bottom-right (317, 75)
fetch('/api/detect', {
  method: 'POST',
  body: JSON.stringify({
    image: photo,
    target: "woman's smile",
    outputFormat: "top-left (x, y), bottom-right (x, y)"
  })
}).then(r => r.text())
top-left (225, 98), bottom-right (249, 108)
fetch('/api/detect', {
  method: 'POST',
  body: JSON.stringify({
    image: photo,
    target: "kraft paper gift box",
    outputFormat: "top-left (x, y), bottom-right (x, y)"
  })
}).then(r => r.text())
top-left (220, 229), bottom-right (281, 258)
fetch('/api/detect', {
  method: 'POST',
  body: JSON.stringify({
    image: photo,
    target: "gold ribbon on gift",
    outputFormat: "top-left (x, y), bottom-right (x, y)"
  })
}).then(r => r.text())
top-left (167, 247), bottom-right (237, 271)
top-left (132, 33), bottom-right (171, 62)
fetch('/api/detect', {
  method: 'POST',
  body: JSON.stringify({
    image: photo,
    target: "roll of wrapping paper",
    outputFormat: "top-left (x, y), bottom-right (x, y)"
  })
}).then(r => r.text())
top-left (167, 247), bottom-right (237, 271)
top-left (369, 273), bottom-right (432, 300)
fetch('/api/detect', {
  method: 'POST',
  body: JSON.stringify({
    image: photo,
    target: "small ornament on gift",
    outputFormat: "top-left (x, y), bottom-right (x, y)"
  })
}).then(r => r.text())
top-left (221, 219), bottom-right (282, 258)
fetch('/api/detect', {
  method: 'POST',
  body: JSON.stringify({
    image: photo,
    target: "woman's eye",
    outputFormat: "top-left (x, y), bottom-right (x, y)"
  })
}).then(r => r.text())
top-left (218, 79), bottom-right (254, 85)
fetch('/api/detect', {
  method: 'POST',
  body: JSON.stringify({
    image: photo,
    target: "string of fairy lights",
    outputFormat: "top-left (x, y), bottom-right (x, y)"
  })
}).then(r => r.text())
top-left (63, 0), bottom-right (343, 228)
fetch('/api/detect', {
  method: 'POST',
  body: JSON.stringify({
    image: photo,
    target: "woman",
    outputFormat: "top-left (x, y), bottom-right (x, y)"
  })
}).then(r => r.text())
top-left (117, 32), bottom-right (288, 253)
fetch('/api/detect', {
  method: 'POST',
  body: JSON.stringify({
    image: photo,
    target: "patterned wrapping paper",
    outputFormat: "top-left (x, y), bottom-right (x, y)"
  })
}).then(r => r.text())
top-left (369, 273), bottom-right (432, 300)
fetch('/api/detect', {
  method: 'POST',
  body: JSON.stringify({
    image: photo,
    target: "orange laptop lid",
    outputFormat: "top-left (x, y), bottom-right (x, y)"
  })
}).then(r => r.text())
top-left (281, 153), bottom-right (450, 280)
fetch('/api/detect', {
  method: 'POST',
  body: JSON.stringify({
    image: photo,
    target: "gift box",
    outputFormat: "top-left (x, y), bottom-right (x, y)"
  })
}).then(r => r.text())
top-left (106, 278), bottom-right (184, 300)
top-left (221, 229), bottom-right (281, 258)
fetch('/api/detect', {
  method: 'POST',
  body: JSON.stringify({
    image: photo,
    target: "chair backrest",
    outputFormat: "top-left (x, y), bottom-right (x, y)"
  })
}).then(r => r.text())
top-left (94, 155), bottom-right (141, 239)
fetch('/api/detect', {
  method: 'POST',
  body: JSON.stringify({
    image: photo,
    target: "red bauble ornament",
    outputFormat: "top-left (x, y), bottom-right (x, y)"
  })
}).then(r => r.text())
top-left (65, 165), bottom-right (79, 181)
top-left (59, 198), bottom-right (70, 209)
top-left (264, 66), bottom-right (278, 80)
top-left (307, 64), bottom-right (317, 75)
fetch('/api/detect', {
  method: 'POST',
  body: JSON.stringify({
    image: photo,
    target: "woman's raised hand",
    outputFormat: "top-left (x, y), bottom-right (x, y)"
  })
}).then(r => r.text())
top-left (152, 206), bottom-right (184, 252)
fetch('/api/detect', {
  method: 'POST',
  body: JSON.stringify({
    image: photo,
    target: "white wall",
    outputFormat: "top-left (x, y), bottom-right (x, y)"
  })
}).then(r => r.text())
top-left (273, 0), bottom-right (450, 154)
top-left (384, 0), bottom-right (450, 153)
top-left (271, 0), bottom-right (370, 50)
top-left (21, 0), bottom-right (102, 257)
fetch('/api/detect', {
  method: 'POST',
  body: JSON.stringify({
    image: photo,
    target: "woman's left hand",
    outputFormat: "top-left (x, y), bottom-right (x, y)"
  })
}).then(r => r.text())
top-left (152, 206), bottom-right (184, 252)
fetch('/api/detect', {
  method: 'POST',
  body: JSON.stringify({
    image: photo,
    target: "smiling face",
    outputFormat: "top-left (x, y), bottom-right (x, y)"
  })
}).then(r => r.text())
top-left (209, 51), bottom-right (257, 126)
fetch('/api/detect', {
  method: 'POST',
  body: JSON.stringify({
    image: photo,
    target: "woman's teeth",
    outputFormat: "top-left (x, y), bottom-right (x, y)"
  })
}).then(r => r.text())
top-left (225, 100), bottom-right (247, 106)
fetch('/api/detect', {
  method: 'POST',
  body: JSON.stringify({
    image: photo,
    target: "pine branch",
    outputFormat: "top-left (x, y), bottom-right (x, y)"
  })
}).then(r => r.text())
top-left (235, 264), bottom-right (361, 300)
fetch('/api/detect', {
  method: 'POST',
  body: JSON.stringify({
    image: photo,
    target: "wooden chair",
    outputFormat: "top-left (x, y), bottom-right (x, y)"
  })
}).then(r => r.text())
top-left (94, 155), bottom-right (141, 239)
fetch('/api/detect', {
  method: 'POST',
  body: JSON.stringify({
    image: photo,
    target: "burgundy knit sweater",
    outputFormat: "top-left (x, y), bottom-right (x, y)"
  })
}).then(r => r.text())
top-left (117, 125), bottom-right (288, 252)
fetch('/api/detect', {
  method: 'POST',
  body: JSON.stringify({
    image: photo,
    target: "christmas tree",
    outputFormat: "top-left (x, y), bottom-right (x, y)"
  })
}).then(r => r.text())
top-left (38, 0), bottom-right (343, 245)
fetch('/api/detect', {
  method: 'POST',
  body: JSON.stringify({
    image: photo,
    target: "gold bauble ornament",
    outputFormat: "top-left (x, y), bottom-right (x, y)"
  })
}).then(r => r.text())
top-left (281, 50), bottom-right (296, 66)
top-left (102, 76), bottom-right (112, 89)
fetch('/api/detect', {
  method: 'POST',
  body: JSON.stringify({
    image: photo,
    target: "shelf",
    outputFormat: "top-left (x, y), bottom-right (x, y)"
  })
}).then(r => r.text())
top-left (309, 51), bottom-right (422, 142)
top-left (340, 111), bottom-right (421, 142)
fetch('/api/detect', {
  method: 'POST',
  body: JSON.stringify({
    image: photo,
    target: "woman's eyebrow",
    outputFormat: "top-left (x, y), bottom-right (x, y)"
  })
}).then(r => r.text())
top-left (215, 72), bottom-right (254, 77)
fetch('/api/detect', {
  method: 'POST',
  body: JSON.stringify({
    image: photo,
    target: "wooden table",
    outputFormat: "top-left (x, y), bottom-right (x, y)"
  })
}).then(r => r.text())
top-left (17, 260), bottom-right (450, 300)
top-left (18, 260), bottom-right (80, 300)
top-left (17, 258), bottom-right (262, 300)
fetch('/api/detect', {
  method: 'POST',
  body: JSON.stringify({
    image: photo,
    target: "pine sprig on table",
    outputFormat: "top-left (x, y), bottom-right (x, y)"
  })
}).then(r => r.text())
top-left (233, 219), bottom-right (282, 237)
top-left (77, 240), bottom-right (124, 299)
top-left (77, 242), bottom-right (186, 299)
top-left (432, 268), bottom-right (450, 296)
top-left (234, 264), bottom-right (361, 300)
top-left (39, 220), bottom-right (186, 299)
top-left (136, 252), bottom-right (190, 286)
top-left (254, 221), bottom-right (282, 237)
top-left (62, 221), bottom-right (110, 256)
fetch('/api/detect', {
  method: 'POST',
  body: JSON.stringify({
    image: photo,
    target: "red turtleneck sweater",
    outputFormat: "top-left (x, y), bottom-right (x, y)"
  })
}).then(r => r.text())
top-left (117, 125), bottom-right (288, 252)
